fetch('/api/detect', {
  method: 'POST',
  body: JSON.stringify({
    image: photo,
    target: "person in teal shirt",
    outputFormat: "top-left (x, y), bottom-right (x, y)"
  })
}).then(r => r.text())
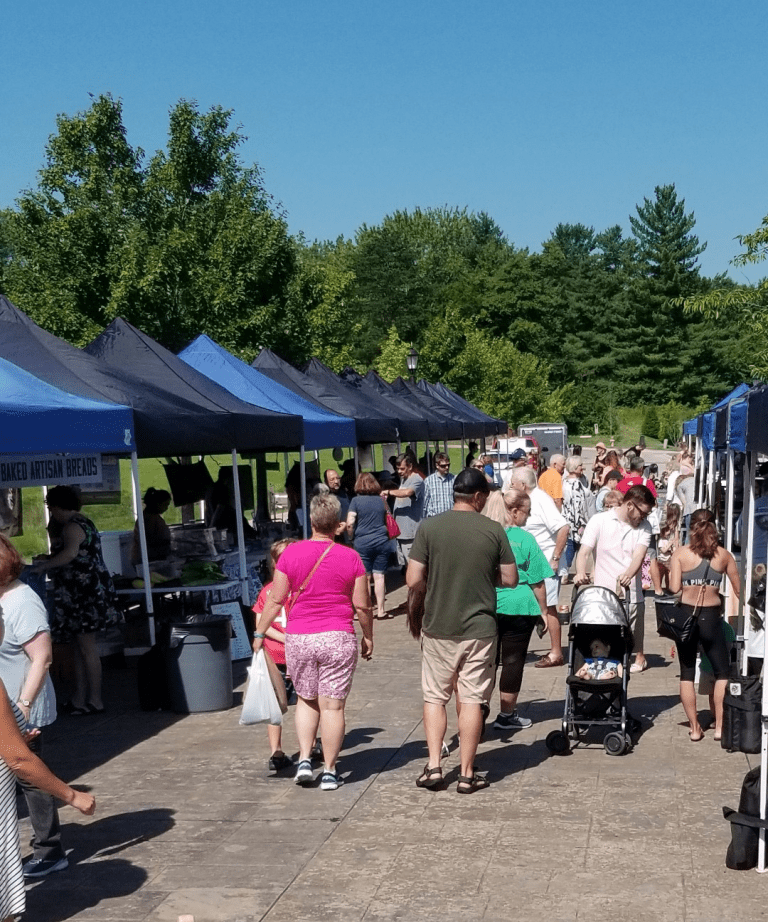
top-left (482, 488), bottom-right (554, 731)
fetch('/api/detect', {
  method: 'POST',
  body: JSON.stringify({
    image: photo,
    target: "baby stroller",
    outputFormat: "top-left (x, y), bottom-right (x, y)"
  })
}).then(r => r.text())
top-left (545, 585), bottom-right (634, 757)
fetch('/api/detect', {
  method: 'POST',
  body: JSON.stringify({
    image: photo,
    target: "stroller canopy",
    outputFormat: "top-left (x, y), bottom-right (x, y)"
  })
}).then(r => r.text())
top-left (570, 586), bottom-right (630, 628)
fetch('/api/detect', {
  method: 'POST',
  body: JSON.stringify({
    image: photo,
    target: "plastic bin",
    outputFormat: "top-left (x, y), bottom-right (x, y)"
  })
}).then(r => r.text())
top-left (166, 616), bottom-right (233, 713)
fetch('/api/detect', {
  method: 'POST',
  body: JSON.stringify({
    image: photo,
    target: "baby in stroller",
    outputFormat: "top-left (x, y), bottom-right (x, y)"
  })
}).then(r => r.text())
top-left (576, 638), bottom-right (623, 681)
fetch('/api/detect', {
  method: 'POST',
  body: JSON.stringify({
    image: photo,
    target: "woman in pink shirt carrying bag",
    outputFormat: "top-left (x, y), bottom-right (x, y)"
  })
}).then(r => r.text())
top-left (252, 494), bottom-right (374, 791)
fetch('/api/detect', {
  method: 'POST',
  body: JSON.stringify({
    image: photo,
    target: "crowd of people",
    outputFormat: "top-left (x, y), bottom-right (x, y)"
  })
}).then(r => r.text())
top-left (0, 438), bottom-right (734, 913)
top-left (249, 439), bottom-right (732, 796)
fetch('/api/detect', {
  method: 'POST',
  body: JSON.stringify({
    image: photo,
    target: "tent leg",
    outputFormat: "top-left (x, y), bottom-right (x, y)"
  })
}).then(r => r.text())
top-left (130, 452), bottom-right (155, 645)
top-left (740, 453), bottom-right (757, 675)
top-left (230, 449), bottom-right (249, 606)
top-left (300, 447), bottom-right (308, 539)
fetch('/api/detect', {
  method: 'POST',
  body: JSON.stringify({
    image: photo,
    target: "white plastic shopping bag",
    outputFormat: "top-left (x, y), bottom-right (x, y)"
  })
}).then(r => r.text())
top-left (240, 650), bottom-right (283, 726)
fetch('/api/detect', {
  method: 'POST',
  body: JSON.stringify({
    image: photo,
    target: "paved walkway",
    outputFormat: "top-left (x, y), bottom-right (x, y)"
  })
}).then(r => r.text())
top-left (23, 580), bottom-right (767, 922)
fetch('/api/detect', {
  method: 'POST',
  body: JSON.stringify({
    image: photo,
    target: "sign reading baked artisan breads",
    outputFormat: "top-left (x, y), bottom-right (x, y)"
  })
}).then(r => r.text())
top-left (0, 453), bottom-right (103, 488)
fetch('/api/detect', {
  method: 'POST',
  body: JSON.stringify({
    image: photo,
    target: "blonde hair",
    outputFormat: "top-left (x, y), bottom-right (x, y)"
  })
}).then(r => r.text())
top-left (268, 537), bottom-right (298, 574)
top-left (310, 493), bottom-right (341, 534)
top-left (503, 487), bottom-right (530, 514)
top-left (481, 491), bottom-right (507, 527)
top-left (603, 489), bottom-right (623, 509)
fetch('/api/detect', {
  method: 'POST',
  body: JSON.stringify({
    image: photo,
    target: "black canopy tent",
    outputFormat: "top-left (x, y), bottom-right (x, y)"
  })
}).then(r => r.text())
top-left (0, 299), bottom-right (304, 619)
top-left (424, 380), bottom-right (507, 438)
top-left (387, 377), bottom-right (465, 441)
top-left (0, 299), bottom-right (304, 457)
top-left (252, 349), bottom-right (398, 445)
top-left (341, 367), bottom-right (433, 442)
top-left (417, 379), bottom-right (502, 440)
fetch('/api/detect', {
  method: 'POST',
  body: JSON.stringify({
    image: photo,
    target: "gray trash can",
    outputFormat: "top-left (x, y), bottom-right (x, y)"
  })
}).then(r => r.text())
top-left (166, 616), bottom-right (233, 713)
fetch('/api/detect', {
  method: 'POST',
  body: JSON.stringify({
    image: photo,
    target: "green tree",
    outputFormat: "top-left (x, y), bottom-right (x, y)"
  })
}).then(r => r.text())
top-left (642, 405), bottom-right (659, 440)
top-left (629, 183), bottom-right (706, 296)
top-left (2, 95), bottom-right (298, 356)
top-left (683, 212), bottom-right (768, 378)
top-left (373, 325), bottom-right (410, 381)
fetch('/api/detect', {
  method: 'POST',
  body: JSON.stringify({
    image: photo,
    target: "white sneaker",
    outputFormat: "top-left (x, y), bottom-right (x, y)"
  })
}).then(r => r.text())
top-left (294, 759), bottom-right (314, 785)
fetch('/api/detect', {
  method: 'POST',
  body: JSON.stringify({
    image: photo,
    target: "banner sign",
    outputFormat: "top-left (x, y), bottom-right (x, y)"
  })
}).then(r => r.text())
top-left (0, 453), bottom-right (103, 489)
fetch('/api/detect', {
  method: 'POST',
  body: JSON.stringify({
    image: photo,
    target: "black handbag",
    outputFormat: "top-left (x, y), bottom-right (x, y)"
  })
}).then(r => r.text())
top-left (722, 675), bottom-right (763, 754)
top-left (656, 563), bottom-right (708, 644)
top-left (724, 766), bottom-right (768, 870)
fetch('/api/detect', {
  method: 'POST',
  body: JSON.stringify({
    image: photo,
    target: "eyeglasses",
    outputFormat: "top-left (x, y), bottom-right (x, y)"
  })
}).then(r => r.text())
top-left (628, 500), bottom-right (651, 520)
top-left (436, 462), bottom-right (450, 469)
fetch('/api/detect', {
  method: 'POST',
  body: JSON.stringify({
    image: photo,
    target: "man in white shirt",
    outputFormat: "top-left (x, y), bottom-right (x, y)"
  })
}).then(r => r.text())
top-left (574, 484), bottom-right (655, 672)
top-left (508, 466), bottom-right (569, 667)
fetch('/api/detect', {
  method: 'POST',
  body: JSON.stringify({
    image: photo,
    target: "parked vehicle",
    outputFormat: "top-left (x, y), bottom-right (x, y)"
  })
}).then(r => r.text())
top-left (488, 437), bottom-right (540, 480)
top-left (517, 424), bottom-right (568, 467)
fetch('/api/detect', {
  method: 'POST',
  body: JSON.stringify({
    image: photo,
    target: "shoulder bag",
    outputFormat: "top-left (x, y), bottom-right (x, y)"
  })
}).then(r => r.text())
top-left (285, 542), bottom-right (335, 615)
top-left (656, 561), bottom-right (708, 645)
top-left (383, 495), bottom-right (401, 539)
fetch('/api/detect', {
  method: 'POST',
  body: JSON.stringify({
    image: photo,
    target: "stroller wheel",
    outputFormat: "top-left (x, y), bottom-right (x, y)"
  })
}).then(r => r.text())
top-left (604, 732), bottom-right (626, 756)
top-left (623, 732), bottom-right (634, 752)
top-left (546, 730), bottom-right (571, 755)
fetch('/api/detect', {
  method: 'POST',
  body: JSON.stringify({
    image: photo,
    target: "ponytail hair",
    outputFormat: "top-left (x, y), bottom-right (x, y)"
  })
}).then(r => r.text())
top-left (688, 508), bottom-right (718, 560)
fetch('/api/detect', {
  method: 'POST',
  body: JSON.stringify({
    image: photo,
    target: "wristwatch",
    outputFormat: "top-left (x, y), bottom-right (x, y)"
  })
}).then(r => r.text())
top-left (19, 698), bottom-right (31, 707)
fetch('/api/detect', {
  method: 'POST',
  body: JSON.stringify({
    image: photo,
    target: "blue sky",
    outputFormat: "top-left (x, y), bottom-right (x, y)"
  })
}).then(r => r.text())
top-left (3, 1), bottom-right (767, 281)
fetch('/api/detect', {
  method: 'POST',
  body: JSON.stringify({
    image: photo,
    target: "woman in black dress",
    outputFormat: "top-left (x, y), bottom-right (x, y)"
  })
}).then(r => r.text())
top-left (30, 486), bottom-right (117, 714)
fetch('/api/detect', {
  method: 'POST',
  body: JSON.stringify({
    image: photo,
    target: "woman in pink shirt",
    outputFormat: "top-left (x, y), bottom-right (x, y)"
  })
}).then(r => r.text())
top-left (253, 495), bottom-right (373, 791)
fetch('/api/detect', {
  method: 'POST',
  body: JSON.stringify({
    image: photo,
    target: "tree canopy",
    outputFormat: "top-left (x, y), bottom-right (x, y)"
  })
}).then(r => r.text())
top-left (0, 95), bottom-right (752, 429)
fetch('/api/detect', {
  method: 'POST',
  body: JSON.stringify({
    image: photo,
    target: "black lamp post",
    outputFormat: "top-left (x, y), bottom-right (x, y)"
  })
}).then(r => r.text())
top-left (406, 346), bottom-right (419, 383)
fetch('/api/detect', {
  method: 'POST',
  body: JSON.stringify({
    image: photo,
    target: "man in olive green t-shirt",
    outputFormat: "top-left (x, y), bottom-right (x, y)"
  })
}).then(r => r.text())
top-left (407, 469), bottom-right (517, 794)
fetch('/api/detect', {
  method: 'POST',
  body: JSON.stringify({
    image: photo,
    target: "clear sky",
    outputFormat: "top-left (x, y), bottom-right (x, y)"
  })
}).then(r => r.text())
top-left (3, 1), bottom-right (767, 281)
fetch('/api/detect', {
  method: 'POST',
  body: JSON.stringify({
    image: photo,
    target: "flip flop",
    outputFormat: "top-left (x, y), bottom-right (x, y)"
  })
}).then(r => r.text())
top-left (535, 654), bottom-right (564, 668)
top-left (689, 731), bottom-right (704, 742)
top-left (630, 660), bottom-right (648, 674)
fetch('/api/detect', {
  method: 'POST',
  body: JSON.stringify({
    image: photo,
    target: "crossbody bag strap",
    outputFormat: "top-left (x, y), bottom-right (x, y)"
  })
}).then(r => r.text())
top-left (287, 542), bottom-right (334, 613)
top-left (691, 560), bottom-right (710, 620)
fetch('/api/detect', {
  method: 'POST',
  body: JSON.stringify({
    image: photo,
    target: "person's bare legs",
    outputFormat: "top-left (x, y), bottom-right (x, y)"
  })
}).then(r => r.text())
top-left (267, 723), bottom-right (284, 755)
top-left (294, 696), bottom-right (321, 761)
top-left (74, 632), bottom-right (103, 710)
top-left (546, 606), bottom-right (563, 662)
top-left (318, 696), bottom-right (346, 771)
top-left (373, 572), bottom-right (386, 619)
top-left (423, 702), bottom-right (447, 769)
top-left (713, 678), bottom-right (727, 740)
top-left (680, 680), bottom-right (703, 739)
top-left (458, 702), bottom-right (483, 778)
top-left (499, 690), bottom-right (519, 713)
top-left (650, 558), bottom-right (663, 595)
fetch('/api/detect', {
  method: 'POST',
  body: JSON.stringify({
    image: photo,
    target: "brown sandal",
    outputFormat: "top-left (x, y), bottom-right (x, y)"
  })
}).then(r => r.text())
top-left (415, 764), bottom-right (443, 789)
top-left (535, 653), bottom-right (564, 668)
top-left (457, 773), bottom-right (490, 794)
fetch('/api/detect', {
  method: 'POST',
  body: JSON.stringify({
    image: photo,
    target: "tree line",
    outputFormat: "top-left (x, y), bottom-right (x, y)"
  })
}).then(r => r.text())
top-left (0, 95), bottom-right (755, 433)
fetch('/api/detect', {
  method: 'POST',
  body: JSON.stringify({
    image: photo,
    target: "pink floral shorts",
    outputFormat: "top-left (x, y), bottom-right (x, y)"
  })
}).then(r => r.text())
top-left (285, 631), bottom-right (358, 700)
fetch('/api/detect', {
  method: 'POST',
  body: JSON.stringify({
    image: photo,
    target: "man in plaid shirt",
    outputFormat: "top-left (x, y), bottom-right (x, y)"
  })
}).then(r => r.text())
top-left (422, 453), bottom-right (455, 518)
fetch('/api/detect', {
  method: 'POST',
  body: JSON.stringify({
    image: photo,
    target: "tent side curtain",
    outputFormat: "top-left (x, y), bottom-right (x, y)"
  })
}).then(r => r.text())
top-left (0, 356), bottom-right (135, 454)
top-left (746, 387), bottom-right (768, 453)
top-left (179, 335), bottom-right (356, 450)
top-left (682, 418), bottom-right (698, 437)
top-left (701, 412), bottom-right (716, 451)
top-left (728, 400), bottom-right (748, 452)
top-left (714, 406), bottom-right (728, 450)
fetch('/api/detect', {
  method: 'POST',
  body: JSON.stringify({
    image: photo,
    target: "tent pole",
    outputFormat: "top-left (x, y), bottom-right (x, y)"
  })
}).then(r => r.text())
top-left (461, 438), bottom-right (465, 469)
top-left (300, 446), bottom-right (308, 539)
top-left (759, 513), bottom-right (768, 872)
top-left (741, 453), bottom-right (757, 675)
top-left (230, 450), bottom-right (248, 606)
top-left (724, 449), bottom-right (736, 618)
top-left (130, 452), bottom-right (155, 645)
top-left (707, 450), bottom-right (716, 510)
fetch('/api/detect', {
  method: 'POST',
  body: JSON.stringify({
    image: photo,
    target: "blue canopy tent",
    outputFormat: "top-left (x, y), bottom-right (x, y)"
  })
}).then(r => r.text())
top-left (0, 356), bottom-right (135, 455)
top-left (179, 335), bottom-right (357, 450)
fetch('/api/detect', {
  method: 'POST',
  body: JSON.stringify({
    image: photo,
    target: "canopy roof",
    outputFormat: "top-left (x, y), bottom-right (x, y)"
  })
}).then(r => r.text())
top-left (384, 377), bottom-right (464, 440)
top-left (341, 368), bottom-right (432, 441)
top-left (416, 379), bottom-right (497, 439)
top-left (178, 335), bottom-right (356, 450)
top-left (426, 380), bottom-right (506, 436)
top-left (85, 319), bottom-right (304, 453)
top-left (253, 350), bottom-right (398, 443)
top-left (0, 356), bottom-right (135, 455)
top-left (685, 383), bottom-right (752, 447)
top-left (0, 298), bottom-right (302, 457)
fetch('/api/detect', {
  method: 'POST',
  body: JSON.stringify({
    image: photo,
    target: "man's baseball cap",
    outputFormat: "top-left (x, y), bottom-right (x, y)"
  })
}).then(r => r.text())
top-left (511, 448), bottom-right (526, 460)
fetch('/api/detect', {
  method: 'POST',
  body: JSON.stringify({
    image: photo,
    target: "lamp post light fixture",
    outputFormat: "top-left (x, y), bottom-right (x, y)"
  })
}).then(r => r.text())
top-left (406, 346), bottom-right (419, 382)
